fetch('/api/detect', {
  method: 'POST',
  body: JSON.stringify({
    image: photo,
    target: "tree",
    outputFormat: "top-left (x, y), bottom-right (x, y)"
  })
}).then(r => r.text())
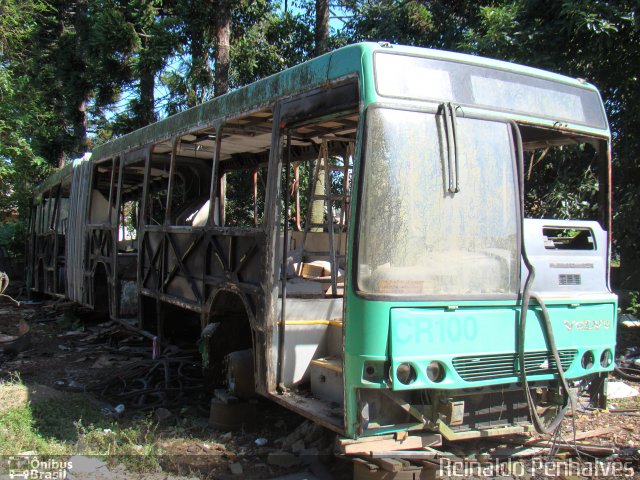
top-left (109, 0), bottom-right (179, 133)
top-left (0, 0), bottom-right (53, 219)
top-left (315, 0), bottom-right (330, 55)
top-left (215, 0), bottom-right (233, 97)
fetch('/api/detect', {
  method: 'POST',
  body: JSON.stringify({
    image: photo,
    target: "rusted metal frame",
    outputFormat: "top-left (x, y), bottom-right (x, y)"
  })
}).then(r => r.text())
top-left (162, 230), bottom-right (205, 301)
top-left (233, 242), bottom-right (258, 278)
top-left (82, 161), bottom-right (98, 305)
top-left (141, 234), bottom-right (163, 288)
top-left (214, 234), bottom-right (257, 284)
top-left (207, 126), bottom-right (221, 227)
top-left (100, 228), bottom-right (111, 257)
top-left (26, 206), bottom-right (36, 289)
top-left (164, 137), bottom-right (179, 225)
top-left (43, 189), bottom-right (58, 294)
top-left (54, 183), bottom-right (68, 294)
top-left (138, 145), bottom-right (153, 295)
top-left (90, 256), bottom-right (113, 264)
top-left (38, 196), bottom-right (44, 234)
top-left (325, 143), bottom-right (338, 296)
top-left (292, 163), bottom-right (301, 231)
top-left (253, 168), bottom-right (259, 226)
top-left (164, 232), bottom-right (203, 302)
top-left (203, 276), bottom-right (261, 295)
top-left (195, 125), bottom-right (218, 312)
top-left (219, 173), bottom-right (226, 226)
top-left (45, 189), bottom-right (55, 232)
top-left (139, 288), bottom-right (201, 312)
top-left (154, 138), bottom-right (179, 332)
top-left (257, 101), bottom-right (283, 394)
top-left (207, 233), bottom-right (229, 272)
top-left (106, 157), bottom-right (117, 220)
top-left (112, 156), bottom-right (126, 318)
top-left (276, 129), bottom-right (292, 391)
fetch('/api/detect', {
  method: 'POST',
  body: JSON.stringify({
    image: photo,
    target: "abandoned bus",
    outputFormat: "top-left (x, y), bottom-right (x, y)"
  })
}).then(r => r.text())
top-left (27, 42), bottom-right (616, 441)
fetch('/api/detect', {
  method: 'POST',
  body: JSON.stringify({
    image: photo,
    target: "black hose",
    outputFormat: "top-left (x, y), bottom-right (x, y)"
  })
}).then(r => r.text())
top-left (614, 365), bottom-right (640, 382)
top-left (519, 262), bottom-right (574, 433)
top-left (512, 121), bottom-right (573, 434)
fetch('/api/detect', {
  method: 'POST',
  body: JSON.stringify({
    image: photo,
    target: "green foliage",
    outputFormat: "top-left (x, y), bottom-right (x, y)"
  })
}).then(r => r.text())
top-left (1, 0), bottom-right (639, 264)
top-left (524, 144), bottom-right (600, 220)
top-left (0, 221), bottom-right (28, 257)
top-left (626, 291), bottom-right (640, 316)
top-left (231, 1), bottom-right (314, 87)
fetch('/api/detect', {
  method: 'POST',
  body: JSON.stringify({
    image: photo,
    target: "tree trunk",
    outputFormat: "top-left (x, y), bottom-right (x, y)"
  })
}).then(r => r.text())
top-left (214, 1), bottom-right (232, 97)
top-left (72, 0), bottom-right (90, 161)
top-left (315, 0), bottom-right (330, 57)
top-left (139, 64), bottom-right (156, 126)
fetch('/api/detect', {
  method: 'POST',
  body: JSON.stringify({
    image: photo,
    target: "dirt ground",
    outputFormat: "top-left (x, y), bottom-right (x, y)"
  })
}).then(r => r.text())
top-left (1, 297), bottom-right (640, 479)
top-left (0, 299), bottom-right (351, 479)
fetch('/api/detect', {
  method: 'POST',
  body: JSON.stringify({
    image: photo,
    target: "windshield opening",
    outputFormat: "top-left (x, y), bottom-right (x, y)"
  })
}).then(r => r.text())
top-left (356, 107), bottom-right (519, 297)
top-left (519, 125), bottom-right (605, 224)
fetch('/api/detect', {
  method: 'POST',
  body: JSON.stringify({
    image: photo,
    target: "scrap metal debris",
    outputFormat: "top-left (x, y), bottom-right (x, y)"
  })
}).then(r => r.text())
top-left (84, 352), bottom-right (206, 411)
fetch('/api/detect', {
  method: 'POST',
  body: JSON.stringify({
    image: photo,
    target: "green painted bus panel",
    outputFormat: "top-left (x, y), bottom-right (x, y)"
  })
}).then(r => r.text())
top-left (342, 294), bottom-right (616, 436)
top-left (388, 303), bottom-right (616, 390)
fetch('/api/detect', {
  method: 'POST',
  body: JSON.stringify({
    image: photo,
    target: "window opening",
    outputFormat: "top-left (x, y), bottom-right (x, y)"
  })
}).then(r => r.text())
top-left (280, 110), bottom-right (359, 298)
top-left (218, 109), bottom-right (273, 228)
top-left (520, 125), bottom-right (602, 223)
top-left (89, 158), bottom-right (118, 224)
top-left (543, 227), bottom-right (595, 250)
top-left (169, 130), bottom-right (215, 226)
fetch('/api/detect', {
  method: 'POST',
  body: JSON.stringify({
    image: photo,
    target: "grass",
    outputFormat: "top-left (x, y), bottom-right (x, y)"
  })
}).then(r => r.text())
top-left (0, 376), bottom-right (234, 477)
top-left (0, 376), bottom-right (164, 471)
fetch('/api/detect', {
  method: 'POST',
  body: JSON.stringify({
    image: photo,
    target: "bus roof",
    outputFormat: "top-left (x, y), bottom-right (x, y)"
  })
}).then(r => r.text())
top-left (91, 42), bottom-right (605, 162)
top-left (35, 42), bottom-right (607, 196)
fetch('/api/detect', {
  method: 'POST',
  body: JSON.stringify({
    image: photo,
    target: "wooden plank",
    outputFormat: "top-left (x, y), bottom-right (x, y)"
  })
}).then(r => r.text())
top-left (352, 457), bottom-right (379, 471)
top-left (341, 434), bottom-right (442, 455)
top-left (369, 451), bottom-right (439, 461)
top-left (353, 461), bottom-right (424, 480)
top-left (491, 445), bottom-right (550, 458)
top-left (371, 458), bottom-right (405, 473)
top-left (339, 434), bottom-right (396, 446)
top-left (573, 427), bottom-right (616, 440)
top-left (439, 423), bottom-right (532, 441)
top-left (505, 437), bottom-right (615, 456)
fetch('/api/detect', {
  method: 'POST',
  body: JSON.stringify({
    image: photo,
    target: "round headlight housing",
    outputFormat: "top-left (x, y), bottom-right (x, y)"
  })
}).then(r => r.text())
top-left (600, 349), bottom-right (613, 368)
top-left (581, 351), bottom-right (594, 370)
top-left (396, 363), bottom-right (416, 385)
top-left (426, 361), bottom-right (445, 383)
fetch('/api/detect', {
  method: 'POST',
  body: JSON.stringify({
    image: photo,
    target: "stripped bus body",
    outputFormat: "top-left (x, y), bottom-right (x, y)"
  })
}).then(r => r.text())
top-left (27, 42), bottom-right (616, 440)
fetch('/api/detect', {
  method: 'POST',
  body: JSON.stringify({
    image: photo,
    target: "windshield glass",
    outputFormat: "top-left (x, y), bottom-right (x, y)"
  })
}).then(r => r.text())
top-left (357, 108), bottom-right (519, 297)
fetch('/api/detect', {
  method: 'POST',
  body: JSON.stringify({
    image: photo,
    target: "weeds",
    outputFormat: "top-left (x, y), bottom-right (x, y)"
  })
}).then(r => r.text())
top-left (0, 377), bottom-right (164, 472)
top-left (626, 291), bottom-right (640, 316)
